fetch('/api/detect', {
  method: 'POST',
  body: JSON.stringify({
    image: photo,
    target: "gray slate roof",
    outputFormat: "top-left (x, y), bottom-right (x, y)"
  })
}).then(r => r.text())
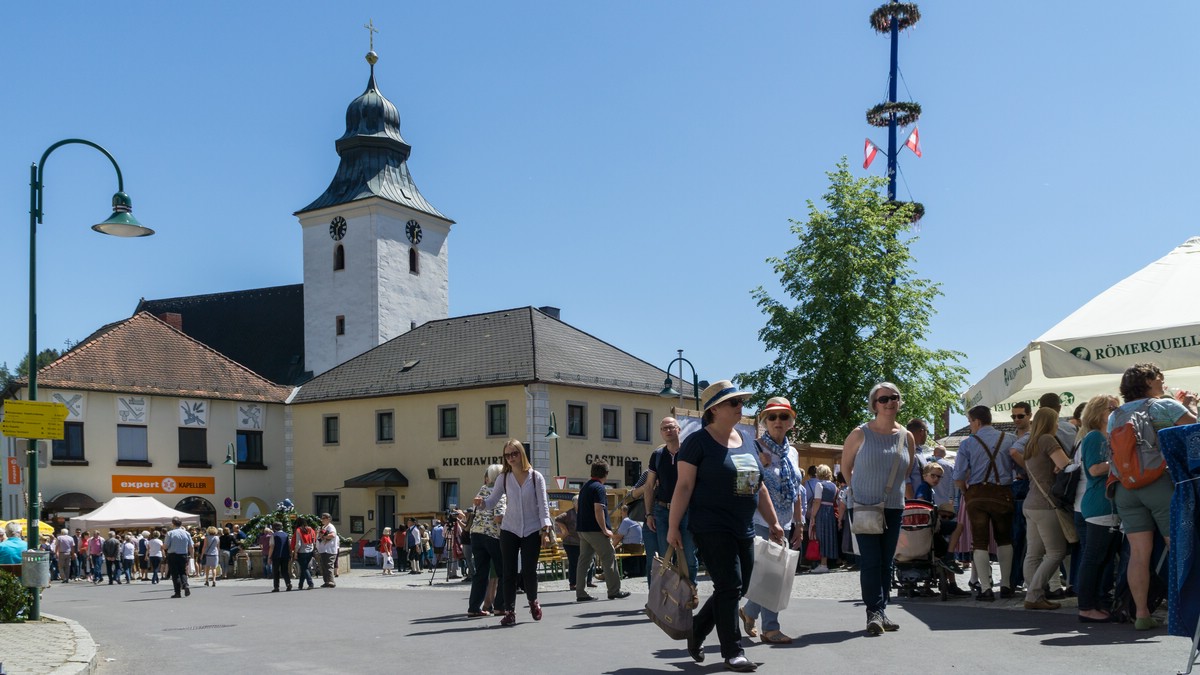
top-left (293, 306), bottom-right (695, 403)
top-left (296, 59), bottom-right (451, 223)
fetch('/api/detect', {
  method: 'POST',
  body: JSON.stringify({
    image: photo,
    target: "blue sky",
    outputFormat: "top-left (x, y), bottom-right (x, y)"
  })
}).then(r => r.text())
top-left (2, 2), bottom-right (1196, 431)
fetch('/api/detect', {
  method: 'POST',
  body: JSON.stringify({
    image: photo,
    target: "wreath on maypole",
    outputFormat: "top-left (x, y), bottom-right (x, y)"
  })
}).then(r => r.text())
top-left (885, 200), bottom-right (925, 224)
top-left (870, 2), bottom-right (921, 33)
top-left (866, 101), bottom-right (921, 128)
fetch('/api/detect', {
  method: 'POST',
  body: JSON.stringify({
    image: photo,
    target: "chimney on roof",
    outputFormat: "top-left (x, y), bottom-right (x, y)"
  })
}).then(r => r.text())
top-left (538, 306), bottom-right (560, 320)
top-left (158, 313), bottom-right (183, 331)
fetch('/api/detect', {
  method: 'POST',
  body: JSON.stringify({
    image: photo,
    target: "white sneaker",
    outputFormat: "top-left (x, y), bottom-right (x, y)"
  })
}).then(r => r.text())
top-left (810, 565), bottom-right (829, 574)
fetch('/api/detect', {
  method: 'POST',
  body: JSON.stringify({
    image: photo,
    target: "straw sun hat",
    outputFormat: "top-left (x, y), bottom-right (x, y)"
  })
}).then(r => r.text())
top-left (700, 380), bottom-right (754, 412)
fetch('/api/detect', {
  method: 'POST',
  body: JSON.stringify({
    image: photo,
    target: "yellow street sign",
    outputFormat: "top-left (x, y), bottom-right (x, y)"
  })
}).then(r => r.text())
top-left (1, 400), bottom-right (68, 440)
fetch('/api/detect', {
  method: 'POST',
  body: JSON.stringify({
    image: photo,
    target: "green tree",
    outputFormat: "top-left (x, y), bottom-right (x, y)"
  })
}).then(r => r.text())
top-left (0, 349), bottom-right (62, 391)
top-left (737, 159), bottom-right (966, 443)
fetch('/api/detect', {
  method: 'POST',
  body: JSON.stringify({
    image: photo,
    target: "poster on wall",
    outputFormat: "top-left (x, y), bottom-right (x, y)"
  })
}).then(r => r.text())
top-left (116, 396), bottom-right (149, 424)
top-left (237, 403), bottom-right (264, 430)
top-left (178, 399), bottom-right (208, 427)
top-left (50, 392), bottom-right (85, 421)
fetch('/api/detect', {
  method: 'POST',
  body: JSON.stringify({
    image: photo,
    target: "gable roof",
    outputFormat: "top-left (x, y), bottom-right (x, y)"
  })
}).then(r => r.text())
top-left (134, 285), bottom-right (308, 386)
top-left (293, 306), bottom-right (695, 404)
top-left (30, 312), bottom-right (292, 403)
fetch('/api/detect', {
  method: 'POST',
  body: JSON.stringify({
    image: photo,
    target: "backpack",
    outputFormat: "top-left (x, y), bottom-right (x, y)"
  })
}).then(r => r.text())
top-left (1105, 399), bottom-right (1166, 492)
top-left (296, 526), bottom-right (316, 546)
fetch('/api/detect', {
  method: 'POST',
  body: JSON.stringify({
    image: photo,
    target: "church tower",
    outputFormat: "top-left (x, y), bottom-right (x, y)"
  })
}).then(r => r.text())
top-left (296, 46), bottom-right (454, 377)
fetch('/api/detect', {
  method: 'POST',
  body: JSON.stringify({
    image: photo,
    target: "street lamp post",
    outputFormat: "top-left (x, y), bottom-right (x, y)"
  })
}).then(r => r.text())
top-left (224, 442), bottom-right (238, 515)
top-left (25, 139), bottom-right (153, 619)
top-left (658, 349), bottom-right (702, 410)
top-left (545, 412), bottom-right (560, 477)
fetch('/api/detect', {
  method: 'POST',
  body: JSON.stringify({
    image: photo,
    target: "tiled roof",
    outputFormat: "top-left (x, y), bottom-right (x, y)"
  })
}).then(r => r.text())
top-left (293, 306), bottom-right (697, 403)
top-left (31, 312), bottom-right (292, 402)
top-left (134, 285), bottom-right (308, 386)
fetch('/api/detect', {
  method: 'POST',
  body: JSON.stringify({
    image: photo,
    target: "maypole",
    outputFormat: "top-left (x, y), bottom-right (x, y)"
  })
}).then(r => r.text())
top-left (865, 1), bottom-right (923, 222)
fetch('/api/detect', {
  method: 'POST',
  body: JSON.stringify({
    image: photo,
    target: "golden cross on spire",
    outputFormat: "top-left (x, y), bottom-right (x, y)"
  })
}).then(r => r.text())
top-left (364, 19), bottom-right (378, 52)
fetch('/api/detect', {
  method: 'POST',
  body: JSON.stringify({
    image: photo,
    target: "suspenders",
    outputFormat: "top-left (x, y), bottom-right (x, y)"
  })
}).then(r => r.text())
top-left (968, 431), bottom-right (1007, 485)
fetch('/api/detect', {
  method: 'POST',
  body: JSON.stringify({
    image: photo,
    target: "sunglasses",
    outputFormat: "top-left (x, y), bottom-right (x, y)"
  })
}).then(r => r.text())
top-left (503, 452), bottom-right (521, 459)
top-left (1011, 413), bottom-right (1027, 420)
top-left (875, 395), bottom-right (900, 404)
top-left (765, 413), bottom-right (792, 422)
top-left (726, 398), bottom-right (746, 408)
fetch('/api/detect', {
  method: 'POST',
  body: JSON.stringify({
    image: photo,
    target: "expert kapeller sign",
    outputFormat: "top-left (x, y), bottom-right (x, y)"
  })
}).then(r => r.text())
top-left (112, 475), bottom-right (214, 495)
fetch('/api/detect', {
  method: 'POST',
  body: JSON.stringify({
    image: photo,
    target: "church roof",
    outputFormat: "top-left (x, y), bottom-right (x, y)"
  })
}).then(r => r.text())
top-left (134, 285), bottom-right (308, 386)
top-left (30, 312), bottom-right (293, 403)
top-left (296, 51), bottom-right (452, 223)
top-left (292, 306), bottom-right (696, 403)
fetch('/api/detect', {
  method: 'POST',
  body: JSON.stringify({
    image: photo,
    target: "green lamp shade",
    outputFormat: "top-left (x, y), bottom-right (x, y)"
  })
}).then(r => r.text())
top-left (93, 192), bottom-right (154, 237)
top-left (659, 376), bottom-right (680, 398)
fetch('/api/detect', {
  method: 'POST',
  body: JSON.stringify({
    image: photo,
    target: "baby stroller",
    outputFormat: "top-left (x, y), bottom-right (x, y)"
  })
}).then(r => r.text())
top-left (893, 499), bottom-right (954, 600)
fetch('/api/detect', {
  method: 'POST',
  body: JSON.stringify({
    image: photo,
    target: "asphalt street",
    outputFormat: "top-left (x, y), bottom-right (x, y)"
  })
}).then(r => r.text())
top-left (37, 568), bottom-right (1192, 674)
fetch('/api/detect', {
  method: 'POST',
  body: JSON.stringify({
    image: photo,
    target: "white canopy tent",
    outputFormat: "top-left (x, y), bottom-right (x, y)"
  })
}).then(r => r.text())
top-left (69, 496), bottom-right (201, 532)
top-left (965, 236), bottom-right (1200, 414)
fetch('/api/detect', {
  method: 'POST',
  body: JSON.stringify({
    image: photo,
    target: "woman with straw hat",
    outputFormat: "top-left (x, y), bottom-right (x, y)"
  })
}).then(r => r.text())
top-left (668, 380), bottom-right (785, 673)
top-left (739, 396), bottom-right (805, 645)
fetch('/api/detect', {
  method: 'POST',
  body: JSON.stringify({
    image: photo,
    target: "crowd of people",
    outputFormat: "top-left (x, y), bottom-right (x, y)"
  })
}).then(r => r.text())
top-left (2, 363), bottom-right (1185, 672)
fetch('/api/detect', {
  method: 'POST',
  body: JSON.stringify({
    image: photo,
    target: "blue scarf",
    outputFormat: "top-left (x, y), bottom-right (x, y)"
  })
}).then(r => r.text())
top-left (758, 432), bottom-right (799, 505)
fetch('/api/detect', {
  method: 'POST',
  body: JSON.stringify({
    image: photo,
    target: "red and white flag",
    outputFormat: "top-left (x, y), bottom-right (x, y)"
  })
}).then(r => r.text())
top-left (904, 126), bottom-right (922, 158)
top-left (863, 138), bottom-right (879, 169)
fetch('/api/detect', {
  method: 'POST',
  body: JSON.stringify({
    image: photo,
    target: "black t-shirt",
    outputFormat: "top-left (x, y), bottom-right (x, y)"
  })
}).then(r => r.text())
top-left (650, 446), bottom-right (681, 504)
top-left (678, 427), bottom-right (762, 537)
top-left (577, 479), bottom-right (608, 532)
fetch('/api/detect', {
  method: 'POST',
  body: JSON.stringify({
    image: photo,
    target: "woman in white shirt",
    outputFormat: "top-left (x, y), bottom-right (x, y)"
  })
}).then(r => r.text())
top-left (477, 439), bottom-right (552, 627)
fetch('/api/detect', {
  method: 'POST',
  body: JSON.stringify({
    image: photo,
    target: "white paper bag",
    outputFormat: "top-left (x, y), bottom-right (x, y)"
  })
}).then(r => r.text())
top-left (744, 537), bottom-right (799, 613)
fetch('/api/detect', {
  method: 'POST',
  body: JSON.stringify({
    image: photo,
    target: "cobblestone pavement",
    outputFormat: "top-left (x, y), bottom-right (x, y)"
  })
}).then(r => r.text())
top-left (0, 611), bottom-right (96, 675)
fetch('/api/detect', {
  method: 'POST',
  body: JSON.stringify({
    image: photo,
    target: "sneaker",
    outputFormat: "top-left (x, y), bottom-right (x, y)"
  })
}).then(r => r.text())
top-left (725, 655), bottom-right (757, 672)
top-left (880, 612), bottom-right (899, 631)
top-left (1134, 616), bottom-right (1161, 631)
top-left (530, 600), bottom-right (542, 621)
top-left (866, 611), bottom-right (884, 636)
top-left (500, 611), bottom-right (517, 627)
top-left (809, 565), bottom-right (829, 574)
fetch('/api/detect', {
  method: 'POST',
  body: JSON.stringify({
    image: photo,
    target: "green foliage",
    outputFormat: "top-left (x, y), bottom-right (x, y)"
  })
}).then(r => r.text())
top-left (0, 349), bottom-right (62, 391)
top-left (0, 569), bottom-right (30, 623)
top-left (240, 510), bottom-right (353, 548)
top-left (737, 158), bottom-right (967, 443)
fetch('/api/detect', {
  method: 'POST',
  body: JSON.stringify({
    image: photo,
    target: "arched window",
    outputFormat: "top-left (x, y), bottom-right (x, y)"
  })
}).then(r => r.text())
top-left (333, 244), bottom-right (345, 271)
top-left (409, 247), bottom-right (419, 275)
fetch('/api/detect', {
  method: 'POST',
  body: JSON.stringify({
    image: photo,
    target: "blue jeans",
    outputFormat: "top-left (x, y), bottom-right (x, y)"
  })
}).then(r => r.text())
top-left (742, 524), bottom-right (784, 632)
top-left (653, 503), bottom-right (698, 584)
top-left (1010, 480), bottom-right (1029, 588)
top-left (296, 551), bottom-right (315, 588)
top-left (854, 508), bottom-right (904, 614)
top-left (692, 531), bottom-right (754, 660)
top-left (468, 533), bottom-right (500, 612)
top-left (1069, 511), bottom-right (1086, 587)
top-left (641, 519), bottom-right (659, 582)
top-left (91, 554), bottom-right (103, 581)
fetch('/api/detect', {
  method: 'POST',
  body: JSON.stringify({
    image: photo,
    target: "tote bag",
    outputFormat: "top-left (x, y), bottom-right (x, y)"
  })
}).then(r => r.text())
top-left (645, 547), bottom-right (698, 640)
top-left (744, 537), bottom-right (800, 613)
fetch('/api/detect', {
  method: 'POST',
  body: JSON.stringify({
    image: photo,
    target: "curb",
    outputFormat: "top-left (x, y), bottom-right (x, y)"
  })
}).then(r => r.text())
top-left (43, 613), bottom-right (97, 675)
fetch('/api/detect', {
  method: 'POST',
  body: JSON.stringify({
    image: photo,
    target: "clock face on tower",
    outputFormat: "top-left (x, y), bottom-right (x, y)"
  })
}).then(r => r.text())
top-left (405, 219), bottom-right (423, 245)
top-left (329, 216), bottom-right (347, 241)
